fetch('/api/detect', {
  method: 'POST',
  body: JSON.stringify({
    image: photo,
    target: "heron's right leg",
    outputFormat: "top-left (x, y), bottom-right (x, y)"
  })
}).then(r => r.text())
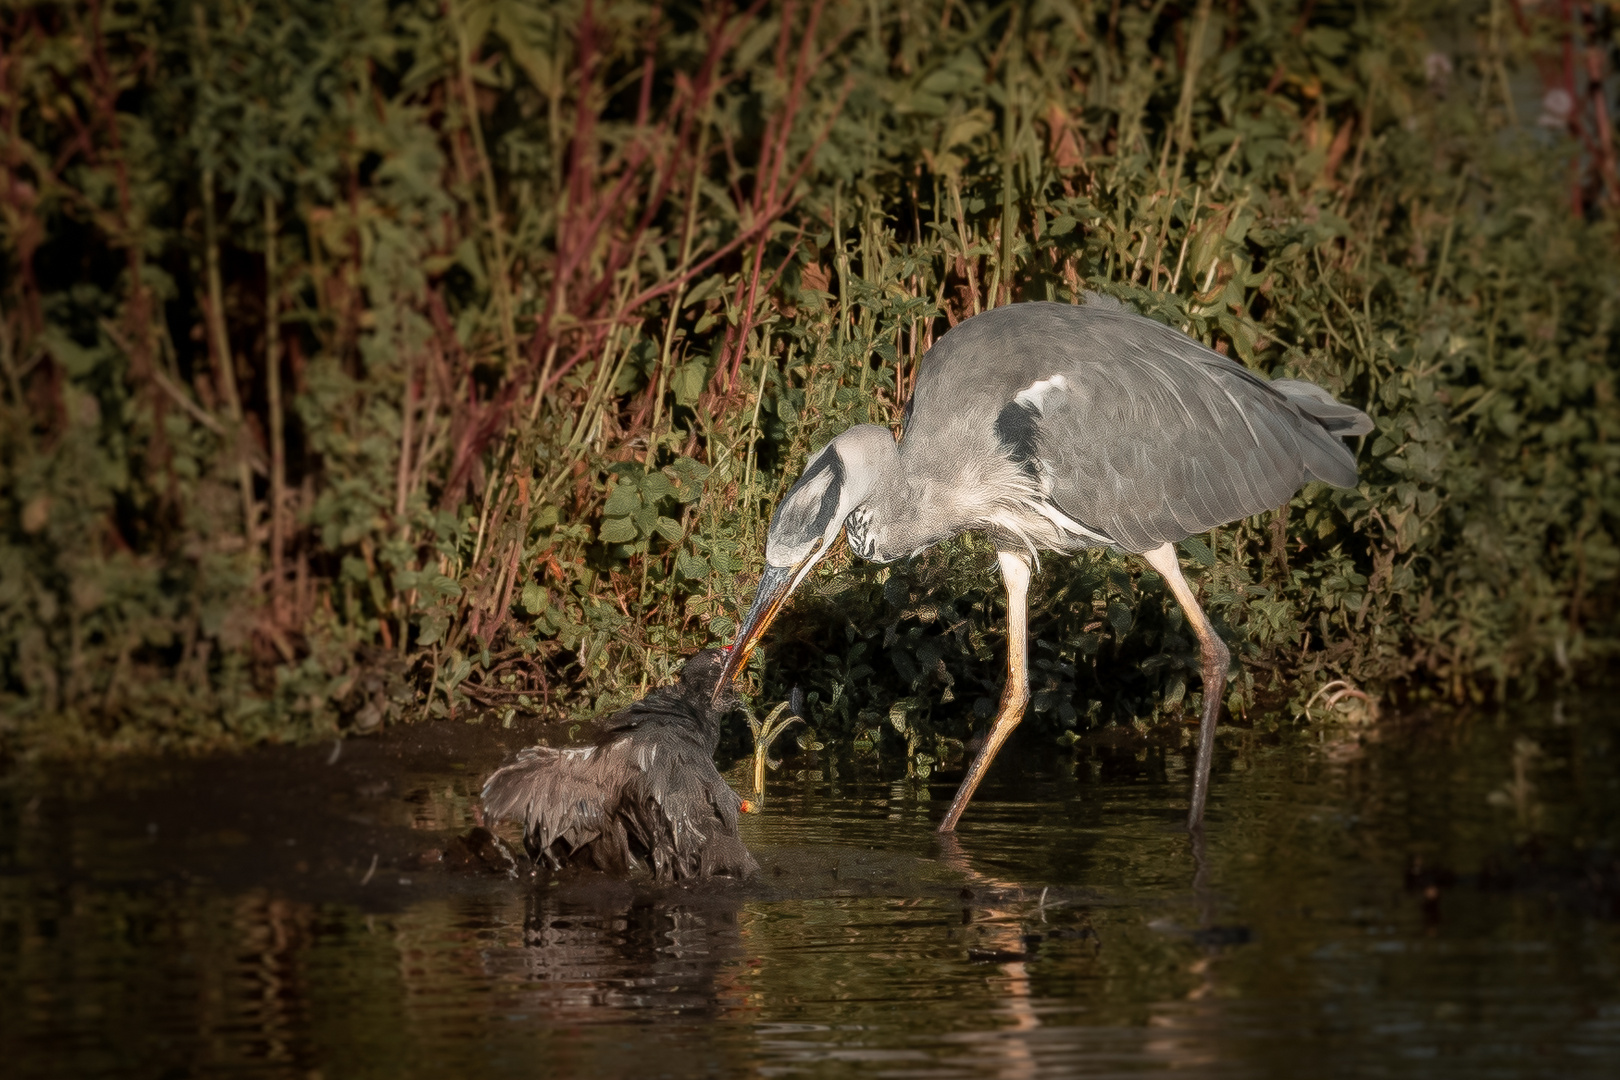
top-left (1141, 542), bottom-right (1230, 831)
top-left (938, 549), bottom-right (1032, 833)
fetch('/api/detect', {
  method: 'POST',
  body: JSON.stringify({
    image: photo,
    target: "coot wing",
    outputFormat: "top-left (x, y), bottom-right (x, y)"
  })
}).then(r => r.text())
top-left (482, 745), bottom-right (631, 870)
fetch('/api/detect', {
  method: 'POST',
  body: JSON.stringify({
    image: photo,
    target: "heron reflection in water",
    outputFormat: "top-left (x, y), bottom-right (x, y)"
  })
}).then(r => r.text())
top-left (720, 298), bottom-right (1372, 830)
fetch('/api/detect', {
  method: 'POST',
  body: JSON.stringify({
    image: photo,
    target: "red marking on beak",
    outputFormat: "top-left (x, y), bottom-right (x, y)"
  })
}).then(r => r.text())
top-left (739, 798), bottom-right (757, 814)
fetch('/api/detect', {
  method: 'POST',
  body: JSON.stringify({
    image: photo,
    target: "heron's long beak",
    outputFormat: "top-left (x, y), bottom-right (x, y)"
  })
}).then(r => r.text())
top-left (717, 561), bottom-right (802, 690)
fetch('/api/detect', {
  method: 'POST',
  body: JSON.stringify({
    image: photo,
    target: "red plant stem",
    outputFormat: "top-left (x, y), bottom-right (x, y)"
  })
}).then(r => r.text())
top-left (482, 539), bottom-right (524, 645)
top-left (396, 349), bottom-right (418, 521)
top-left (724, 0), bottom-right (829, 390)
top-left (636, 4), bottom-right (660, 127)
top-left (726, 238), bottom-right (771, 391)
top-left (575, 2), bottom-right (770, 330)
top-left (1560, 0), bottom-right (1587, 214)
top-left (1579, 3), bottom-right (1619, 208)
top-left (86, 1), bottom-right (152, 383)
top-left (481, 0), bottom-right (845, 488)
top-left (718, 2), bottom-right (799, 391)
top-left (621, 78), bottom-right (851, 318)
top-left (541, 130), bottom-right (830, 403)
top-left (1507, 0), bottom-right (1531, 34)
top-left (266, 197), bottom-right (286, 619)
top-left (545, 142), bottom-right (650, 332)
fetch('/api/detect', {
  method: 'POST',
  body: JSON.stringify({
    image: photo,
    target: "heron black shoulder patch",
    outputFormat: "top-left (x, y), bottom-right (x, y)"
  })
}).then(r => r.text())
top-left (994, 401), bottom-right (1042, 479)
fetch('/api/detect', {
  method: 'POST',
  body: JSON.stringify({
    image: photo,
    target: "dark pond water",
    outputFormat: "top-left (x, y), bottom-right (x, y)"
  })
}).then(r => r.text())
top-left (4, 692), bottom-right (1619, 1079)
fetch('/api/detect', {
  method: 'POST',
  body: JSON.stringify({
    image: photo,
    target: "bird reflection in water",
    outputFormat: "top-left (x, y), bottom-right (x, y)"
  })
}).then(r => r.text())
top-left (478, 887), bottom-right (754, 1021)
top-left (935, 827), bottom-right (1243, 1076)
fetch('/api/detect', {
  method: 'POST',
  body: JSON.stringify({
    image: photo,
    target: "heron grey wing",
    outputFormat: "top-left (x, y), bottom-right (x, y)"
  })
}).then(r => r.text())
top-left (900, 301), bottom-right (1365, 552)
top-left (1270, 379), bottom-right (1374, 436)
top-left (1026, 332), bottom-right (1331, 552)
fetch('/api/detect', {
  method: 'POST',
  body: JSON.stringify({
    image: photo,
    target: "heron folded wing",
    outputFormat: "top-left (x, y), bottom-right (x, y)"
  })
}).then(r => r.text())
top-left (1014, 311), bottom-right (1360, 551)
top-left (900, 302), bottom-right (1367, 554)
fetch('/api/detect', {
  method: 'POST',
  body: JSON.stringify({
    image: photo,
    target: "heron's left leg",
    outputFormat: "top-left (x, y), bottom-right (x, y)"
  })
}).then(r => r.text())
top-left (1141, 542), bottom-right (1230, 831)
top-left (938, 549), bottom-right (1032, 833)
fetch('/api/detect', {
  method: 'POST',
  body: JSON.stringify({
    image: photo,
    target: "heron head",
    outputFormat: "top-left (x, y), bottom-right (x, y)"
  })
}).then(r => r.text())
top-left (718, 425), bottom-right (898, 686)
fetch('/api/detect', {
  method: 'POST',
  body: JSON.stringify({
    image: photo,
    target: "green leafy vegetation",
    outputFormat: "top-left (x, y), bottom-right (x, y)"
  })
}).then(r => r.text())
top-left (2, 0), bottom-right (1616, 761)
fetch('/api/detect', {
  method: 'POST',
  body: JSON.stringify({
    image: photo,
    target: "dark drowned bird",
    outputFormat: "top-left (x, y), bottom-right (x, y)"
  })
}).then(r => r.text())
top-left (483, 649), bottom-right (759, 881)
top-left (718, 298), bottom-right (1372, 832)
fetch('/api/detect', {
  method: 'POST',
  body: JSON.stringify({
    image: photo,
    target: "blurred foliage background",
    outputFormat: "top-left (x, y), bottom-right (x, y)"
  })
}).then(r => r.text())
top-left (1, 0), bottom-right (1617, 764)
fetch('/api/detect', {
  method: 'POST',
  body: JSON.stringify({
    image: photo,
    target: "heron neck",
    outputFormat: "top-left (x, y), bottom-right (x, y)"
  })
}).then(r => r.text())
top-left (855, 464), bottom-right (964, 562)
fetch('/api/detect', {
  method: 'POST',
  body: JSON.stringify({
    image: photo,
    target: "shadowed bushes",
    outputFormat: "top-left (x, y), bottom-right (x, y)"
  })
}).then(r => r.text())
top-left (1, 0), bottom-right (1616, 760)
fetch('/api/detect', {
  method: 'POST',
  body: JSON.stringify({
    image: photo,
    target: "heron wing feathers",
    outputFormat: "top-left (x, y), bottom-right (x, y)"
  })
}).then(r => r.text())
top-left (1039, 330), bottom-right (1332, 550)
top-left (906, 302), bottom-right (1369, 552)
top-left (1270, 379), bottom-right (1377, 435)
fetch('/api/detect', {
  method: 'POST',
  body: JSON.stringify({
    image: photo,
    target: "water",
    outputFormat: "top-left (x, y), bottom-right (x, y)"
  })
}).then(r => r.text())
top-left (3, 695), bottom-right (1618, 1078)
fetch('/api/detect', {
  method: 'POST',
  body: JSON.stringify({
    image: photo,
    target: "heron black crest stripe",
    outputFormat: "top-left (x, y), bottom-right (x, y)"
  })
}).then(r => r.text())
top-left (809, 453), bottom-right (845, 536)
top-left (993, 400), bottom-right (1043, 480)
top-left (772, 449), bottom-right (845, 542)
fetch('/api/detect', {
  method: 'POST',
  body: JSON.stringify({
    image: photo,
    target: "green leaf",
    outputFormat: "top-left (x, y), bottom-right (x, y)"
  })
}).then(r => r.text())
top-left (520, 582), bottom-right (548, 615)
top-left (683, 275), bottom-right (726, 307)
top-left (655, 516), bottom-right (684, 543)
top-left (639, 471), bottom-right (674, 503)
top-left (1181, 536), bottom-right (1216, 567)
top-left (1107, 601), bottom-right (1134, 636)
top-left (603, 482), bottom-right (641, 517)
top-left (417, 613), bottom-right (448, 646)
top-left (444, 654), bottom-right (472, 690)
top-left (666, 457), bottom-right (710, 502)
top-left (671, 361), bottom-right (707, 406)
top-left (598, 516), bottom-right (638, 543)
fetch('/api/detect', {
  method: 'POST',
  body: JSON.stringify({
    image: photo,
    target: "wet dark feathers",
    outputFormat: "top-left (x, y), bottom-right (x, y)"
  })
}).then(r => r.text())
top-left (903, 301), bottom-right (1373, 553)
top-left (481, 649), bottom-right (758, 881)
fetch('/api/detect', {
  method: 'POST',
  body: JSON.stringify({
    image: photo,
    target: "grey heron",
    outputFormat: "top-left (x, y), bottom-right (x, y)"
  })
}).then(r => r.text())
top-left (718, 298), bottom-right (1372, 831)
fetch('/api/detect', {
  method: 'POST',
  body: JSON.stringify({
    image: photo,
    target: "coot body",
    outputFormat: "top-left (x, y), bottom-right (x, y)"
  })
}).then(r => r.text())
top-left (482, 649), bottom-right (757, 881)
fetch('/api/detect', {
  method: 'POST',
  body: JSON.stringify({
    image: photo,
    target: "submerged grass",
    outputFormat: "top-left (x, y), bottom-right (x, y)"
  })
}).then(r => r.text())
top-left (1, 0), bottom-right (1617, 762)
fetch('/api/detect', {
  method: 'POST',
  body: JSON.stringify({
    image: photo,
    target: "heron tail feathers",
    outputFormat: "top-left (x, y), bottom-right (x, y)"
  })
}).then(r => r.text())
top-left (1271, 379), bottom-right (1374, 436)
top-left (1266, 379), bottom-right (1373, 490)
